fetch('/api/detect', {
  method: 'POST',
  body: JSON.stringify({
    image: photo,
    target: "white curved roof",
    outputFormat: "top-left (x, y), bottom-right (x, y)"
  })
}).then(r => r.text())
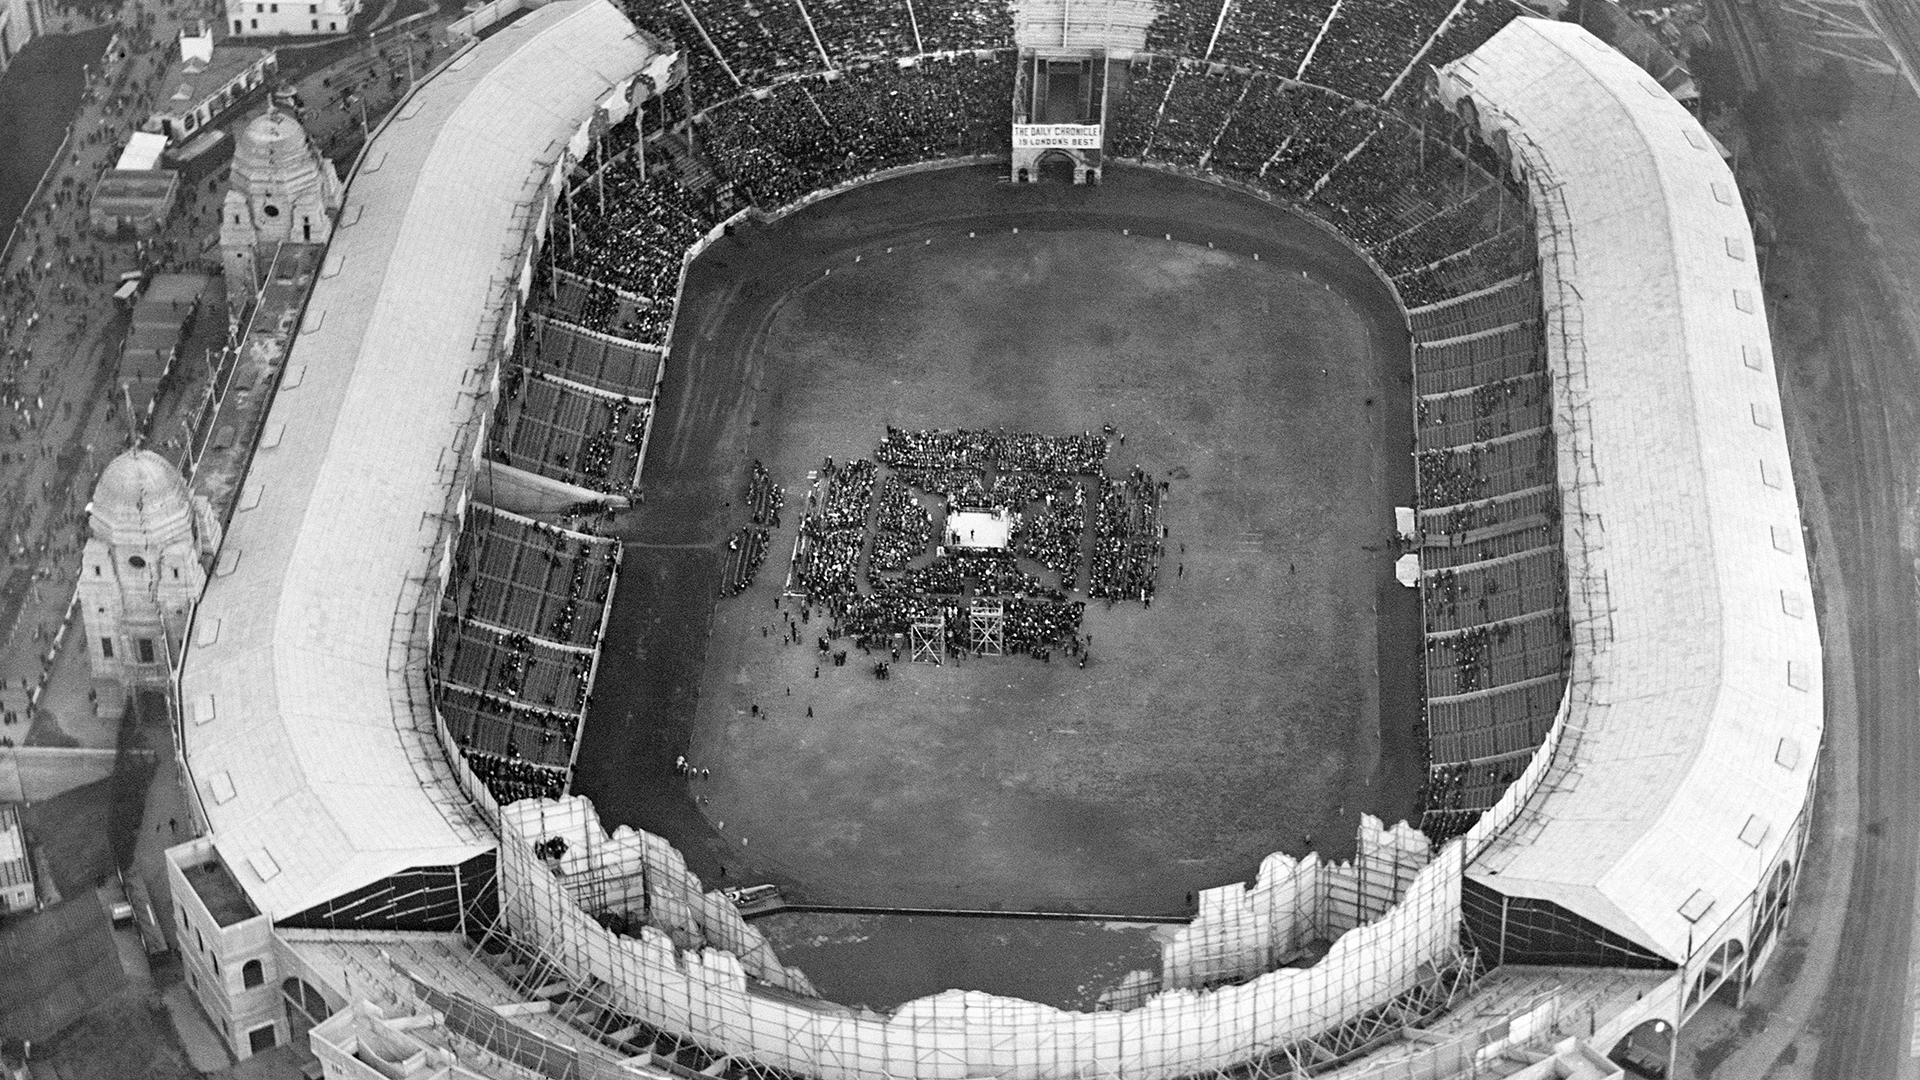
top-left (179, 0), bottom-right (655, 920)
top-left (1444, 19), bottom-right (1823, 961)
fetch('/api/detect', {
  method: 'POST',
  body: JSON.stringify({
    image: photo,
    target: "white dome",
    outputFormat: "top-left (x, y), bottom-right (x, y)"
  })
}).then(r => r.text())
top-left (90, 449), bottom-right (194, 549)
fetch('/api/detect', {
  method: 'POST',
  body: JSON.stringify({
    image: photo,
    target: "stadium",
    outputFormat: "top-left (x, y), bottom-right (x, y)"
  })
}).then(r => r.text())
top-left (152, 0), bottom-right (1823, 1077)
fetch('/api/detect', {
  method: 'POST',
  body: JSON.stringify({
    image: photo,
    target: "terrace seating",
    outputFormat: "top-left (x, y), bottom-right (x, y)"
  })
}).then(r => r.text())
top-left (1421, 546), bottom-right (1563, 633)
top-left (1408, 273), bottom-right (1539, 342)
top-left (808, 0), bottom-right (920, 64)
top-left (1297, 0), bottom-right (1455, 102)
top-left (1211, 0), bottom-right (1331, 75)
top-left (1149, 66), bottom-right (1250, 167)
top-left (1415, 371), bottom-right (1550, 450)
top-left (698, 53), bottom-right (1015, 208)
top-left (1418, 490), bottom-right (1557, 561)
top-left (1412, 321), bottom-right (1544, 396)
top-left (523, 313), bottom-right (664, 398)
top-left (435, 618), bottom-right (595, 715)
top-left (444, 506), bottom-right (619, 647)
top-left (1422, 610), bottom-right (1568, 698)
top-left (489, 370), bottom-right (650, 497)
top-left (1417, 428), bottom-right (1556, 507)
top-left (438, 685), bottom-right (582, 769)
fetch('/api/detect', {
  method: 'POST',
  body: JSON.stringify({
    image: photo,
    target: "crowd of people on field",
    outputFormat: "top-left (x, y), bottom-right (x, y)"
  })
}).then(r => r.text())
top-left (1088, 467), bottom-right (1165, 602)
top-left (768, 429), bottom-right (1163, 664)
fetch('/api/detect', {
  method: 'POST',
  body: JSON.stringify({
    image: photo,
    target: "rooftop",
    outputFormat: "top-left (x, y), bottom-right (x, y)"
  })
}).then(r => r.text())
top-left (183, 852), bottom-right (260, 926)
top-left (178, 0), bottom-right (657, 920)
top-left (1444, 19), bottom-right (1822, 962)
top-left (148, 43), bottom-right (273, 125)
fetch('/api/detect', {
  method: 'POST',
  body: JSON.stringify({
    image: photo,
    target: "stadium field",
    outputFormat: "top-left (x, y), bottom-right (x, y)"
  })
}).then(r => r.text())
top-left (571, 163), bottom-right (1423, 934)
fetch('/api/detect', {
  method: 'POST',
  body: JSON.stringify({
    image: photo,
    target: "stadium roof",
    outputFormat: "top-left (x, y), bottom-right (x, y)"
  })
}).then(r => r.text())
top-left (1442, 19), bottom-right (1823, 962)
top-left (178, 0), bottom-right (655, 920)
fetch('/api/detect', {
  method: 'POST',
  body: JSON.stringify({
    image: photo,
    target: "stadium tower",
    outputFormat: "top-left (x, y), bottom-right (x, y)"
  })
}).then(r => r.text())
top-left (1011, 48), bottom-right (1107, 183)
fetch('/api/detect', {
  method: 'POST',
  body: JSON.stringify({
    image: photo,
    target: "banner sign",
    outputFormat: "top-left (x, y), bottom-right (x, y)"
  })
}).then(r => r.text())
top-left (1013, 123), bottom-right (1103, 150)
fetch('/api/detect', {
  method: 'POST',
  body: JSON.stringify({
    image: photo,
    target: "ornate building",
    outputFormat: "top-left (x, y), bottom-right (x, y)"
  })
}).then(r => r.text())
top-left (220, 108), bottom-right (343, 315)
top-left (78, 450), bottom-right (213, 716)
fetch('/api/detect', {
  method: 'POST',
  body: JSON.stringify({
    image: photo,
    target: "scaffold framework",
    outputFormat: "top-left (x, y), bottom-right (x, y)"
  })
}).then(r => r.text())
top-left (969, 597), bottom-right (1005, 656)
top-left (910, 611), bottom-right (945, 663)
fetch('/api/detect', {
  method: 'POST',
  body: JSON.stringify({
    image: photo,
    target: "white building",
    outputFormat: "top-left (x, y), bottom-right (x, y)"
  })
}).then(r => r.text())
top-left (77, 450), bottom-right (213, 717)
top-left (227, 0), bottom-right (357, 38)
top-left (144, 24), bottom-right (277, 142)
top-left (219, 108), bottom-right (343, 312)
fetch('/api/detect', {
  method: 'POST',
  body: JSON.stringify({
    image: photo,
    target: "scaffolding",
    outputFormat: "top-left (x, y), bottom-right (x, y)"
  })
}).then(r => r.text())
top-left (968, 597), bottom-right (1005, 656)
top-left (909, 611), bottom-right (945, 664)
top-left (452, 797), bottom-right (1478, 1080)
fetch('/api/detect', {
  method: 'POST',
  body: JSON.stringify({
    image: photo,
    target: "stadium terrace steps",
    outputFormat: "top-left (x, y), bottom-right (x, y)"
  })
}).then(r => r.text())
top-left (1407, 272), bottom-right (1537, 340)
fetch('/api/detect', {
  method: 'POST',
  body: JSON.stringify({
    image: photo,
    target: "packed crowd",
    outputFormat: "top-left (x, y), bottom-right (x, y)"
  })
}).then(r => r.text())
top-left (621, 0), bottom-right (1013, 110)
top-left (1088, 467), bottom-right (1164, 602)
top-left (548, 159), bottom-right (720, 305)
top-left (1144, 0), bottom-right (1512, 106)
top-left (464, 751), bottom-right (567, 803)
top-left (698, 53), bottom-right (1015, 208)
top-left (1014, 480), bottom-right (1085, 584)
top-left (768, 430), bottom-right (1161, 663)
top-left (876, 426), bottom-right (1110, 474)
top-left (870, 474), bottom-right (934, 572)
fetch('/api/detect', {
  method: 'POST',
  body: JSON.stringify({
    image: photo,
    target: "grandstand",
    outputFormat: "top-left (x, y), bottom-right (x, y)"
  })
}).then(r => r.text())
top-left (163, 0), bottom-right (1819, 1077)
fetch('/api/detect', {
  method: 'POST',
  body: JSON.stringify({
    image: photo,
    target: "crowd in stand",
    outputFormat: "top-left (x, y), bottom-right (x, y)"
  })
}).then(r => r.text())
top-left (549, 160), bottom-right (721, 304)
top-left (465, 752), bottom-right (567, 803)
top-left (1418, 445), bottom-right (1490, 507)
top-left (621, 0), bottom-right (1014, 111)
top-left (487, 367), bottom-right (651, 497)
top-left (700, 53), bottom-right (1015, 208)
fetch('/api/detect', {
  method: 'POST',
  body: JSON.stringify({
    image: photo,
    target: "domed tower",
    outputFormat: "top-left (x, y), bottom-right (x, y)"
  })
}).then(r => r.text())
top-left (219, 107), bottom-right (344, 314)
top-left (78, 450), bottom-right (210, 715)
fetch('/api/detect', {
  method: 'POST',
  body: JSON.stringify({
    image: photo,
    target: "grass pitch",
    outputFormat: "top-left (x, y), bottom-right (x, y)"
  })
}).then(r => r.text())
top-left (574, 164), bottom-right (1421, 943)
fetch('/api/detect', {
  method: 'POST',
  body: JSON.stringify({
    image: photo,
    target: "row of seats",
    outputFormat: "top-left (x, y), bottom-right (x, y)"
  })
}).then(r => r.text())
top-left (1408, 273), bottom-right (1539, 341)
top-left (1413, 321), bottom-right (1544, 395)
top-left (434, 618), bottom-right (595, 715)
top-left (622, 0), bottom-right (1014, 112)
top-left (1416, 428), bottom-right (1556, 507)
top-left (1422, 546), bottom-right (1563, 633)
top-left (489, 370), bottom-right (650, 497)
top-left (445, 506), bottom-right (620, 648)
top-left (524, 313), bottom-right (665, 398)
top-left (439, 685), bottom-right (583, 770)
top-left (697, 52), bottom-right (1016, 209)
top-left (1423, 613), bottom-right (1567, 697)
top-left (1415, 371), bottom-right (1550, 451)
